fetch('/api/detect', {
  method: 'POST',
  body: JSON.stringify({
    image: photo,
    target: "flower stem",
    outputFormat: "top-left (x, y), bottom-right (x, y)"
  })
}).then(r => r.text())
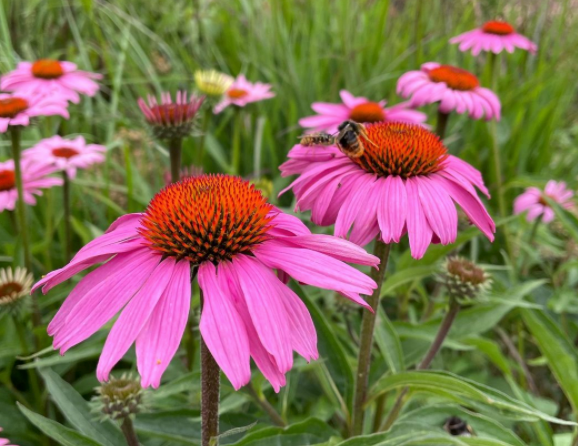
top-left (13, 315), bottom-right (43, 413)
top-left (246, 383), bottom-right (286, 427)
top-left (168, 138), bottom-right (182, 183)
top-left (120, 417), bottom-right (140, 446)
top-left (62, 171), bottom-right (72, 262)
top-left (201, 337), bottom-right (220, 446)
top-left (435, 109), bottom-right (450, 140)
top-left (231, 109), bottom-right (242, 175)
top-left (380, 298), bottom-right (460, 431)
top-left (197, 108), bottom-right (211, 168)
top-left (10, 127), bottom-right (31, 271)
top-left (351, 240), bottom-right (391, 436)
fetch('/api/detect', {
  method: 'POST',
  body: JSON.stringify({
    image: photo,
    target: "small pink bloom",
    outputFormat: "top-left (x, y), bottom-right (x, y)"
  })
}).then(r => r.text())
top-left (0, 427), bottom-right (15, 446)
top-left (214, 75), bottom-right (275, 114)
top-left (514, 180), bottom-right (574, 223)
top-left (23, 135), bottom-right (106, 179)
top-left (0, 92), bottom-right (69, 133)
top-left (397, 62), bottom-right (501, 121)
top-left (450, 20), bottom-right (537, 56)
top-left (299, 90), bottom-right (428, 134)
top-left (33, 175), bottom-right (378, 391)
top-left (1, 59), bottom-right (102, 103)
top-left (0, 158), bottom-right (63, 212)
top-left (138, 91), bottom-right (205, 140)
top-left (280, 122), bottom-right (495, 259)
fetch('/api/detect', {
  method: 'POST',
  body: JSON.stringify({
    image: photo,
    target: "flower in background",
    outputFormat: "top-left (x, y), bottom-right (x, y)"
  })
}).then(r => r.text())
top-left (0, 427), bottom-right (15, 446)
top-left (1, 59), bottom-right (101, 103)
top-left (0, 158), bottom-right (63, 212)
top-left (0, 92), bottom-right (69, 133)
top-left (514, 180), bottom-right (574, 223)
top-left (138, 91), bottom-right (205, 141)
top-left (397, 62), bottom-right (501, 121)
top-left (33, 175), bottom-right (378, 391)
top-left (23, 135), bottom-right (106, 179)
top-left (280, 122), bottom-right (495, 259)
top-left (0, 266), bottom-right (33, 316)
top-left (299, 90), bottom-right (428, 134)
top-left (450, 20), bottom-right (537, 56)
top-left (214, 75), bottom-right (275, 114)
top-left (194, 69), bottom-right (234, 96)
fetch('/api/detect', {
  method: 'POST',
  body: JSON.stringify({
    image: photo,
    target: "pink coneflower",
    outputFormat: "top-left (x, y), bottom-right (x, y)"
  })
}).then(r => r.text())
top-left (138, 91), bottom-right (205, 141)
top-left (299, 90), bottom-right (428, 134)
top-left (450, 21), bottom-right (537, 56)
top-left (33, 175), bottom-right (378, 391)
top-left (23, 135), bottom-right (106, 179)
top-left (0, 158), bottom-right (63, 212)
top-left (280, 122), bottom-right (495, 259)
top-left (397, 63), bottom-right (501, 121)
top-left (0, 92), bottom-right (69, 133)
top-left (214, 75), bottom-right (275, 114)
top-left (1, 59), bottom-right (101, 104)
top-left (514, 180), bottom-right (574, 223)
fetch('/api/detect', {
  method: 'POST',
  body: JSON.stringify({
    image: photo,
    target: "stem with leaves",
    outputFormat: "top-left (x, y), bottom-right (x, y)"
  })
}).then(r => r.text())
top-left (351, 240), bottom-right (391, 436)
top-left (10, 127), bottom-right (31, 271)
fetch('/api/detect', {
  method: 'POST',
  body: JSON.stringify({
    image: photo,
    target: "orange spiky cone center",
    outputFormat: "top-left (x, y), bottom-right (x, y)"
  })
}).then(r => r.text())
top-left (139, 175), bottom-right (274, 264)
top-left (428, 65), bottom-right (479, 91)
top-left (0, 170), bottom-right (15, 191)
top-left (227, 88), bottom-right (249, 99)
top-left (52, 147), bottom-right (80, 159)
top-left (31, 59), bottom-right (65, 79)
top-left (482, 21), bottom-right (515, 35)
top-left (349, 102), bottom-right (386, 123)
top-left (0, 98), bottom-right (28, 118)
top-left (351, 122), bottom-right (448, 178)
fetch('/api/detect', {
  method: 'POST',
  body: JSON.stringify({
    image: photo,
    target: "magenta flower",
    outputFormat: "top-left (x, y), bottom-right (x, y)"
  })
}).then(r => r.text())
top-left (214, 75), bottom-right (275, 114)
top-left (514, 180), bottom-right (574, 223)
top-left (23, 135), bottom-right (106, 179)
top-left (33, 175), bottom-right (378, 391)
top-left (0, 158), bottom-right (63, 212)
top-left (0, 428), bottom-right (15, 446)
top-left (450, 21), bottom-right (537, 56)
top-left (0, 92), bottom-right (69, 133)
top-left (299, 90), bottom-right (428, 134)
top-left (397, 62), bottom-right (501, 121)
top-left (1, 59), bottom-right (101, 104)
top-left (138, 91), bottom-right (205, 140)
top-left (280, 122), bottom-right (495, 259)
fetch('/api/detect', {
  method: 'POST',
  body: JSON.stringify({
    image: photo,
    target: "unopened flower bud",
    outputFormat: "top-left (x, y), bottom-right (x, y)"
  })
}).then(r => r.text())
top-left (94, 374), bottom-right (144, 421)
top-left (439, 257), bottom-right (491, 303)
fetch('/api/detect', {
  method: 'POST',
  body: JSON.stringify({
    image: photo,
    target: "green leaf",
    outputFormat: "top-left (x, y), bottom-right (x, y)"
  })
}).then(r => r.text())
top-left (17, 403), bottom-right (104, 446)
top-left (39, 368), bottom-right (124, 446)
top-left (374, 308), bottom-right (405, 373)
top-left (368, 370), bottom-right (575, 426)
top-left (133, 410), bottom-right (200, 445)
top-left (230, 418), bottom-right (339, 446)
top-left (522, 308), bottom-right (578, 415)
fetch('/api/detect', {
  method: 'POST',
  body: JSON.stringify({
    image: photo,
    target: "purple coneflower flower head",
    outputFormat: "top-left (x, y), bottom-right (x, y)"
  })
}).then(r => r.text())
top-left (299, 90), bottom-right (428, 134)
top-left (450, 20), bottom-right (537, 56)
top-left (0, 91), bottom-right (69, 133)
top-left (280, 122), bottom-right (495, 259)
top-left (397, 63), bottom-right (501, 121)
top-left (138, 91), bottom-right (205, 140)
top-left (23, 135), bottom-right (106, 179)
top-left (214, 75), bottom-right (274, 114)
top-left (33, 175), bottom-right (378, 391)
top-left (0, 158), bottom-right (63, 212)
top-left (1, 59), bottom-right (101, 104)
top-left (514, 180), bottom-right (574, 223)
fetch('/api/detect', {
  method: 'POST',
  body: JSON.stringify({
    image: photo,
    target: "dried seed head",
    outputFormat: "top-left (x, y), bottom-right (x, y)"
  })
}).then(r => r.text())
top-left (0, 267), bottom-right (33, 317)
top-left (94, 374), bottom-right (144, 421)
top-left (439, 256), bottom-right (491, 302)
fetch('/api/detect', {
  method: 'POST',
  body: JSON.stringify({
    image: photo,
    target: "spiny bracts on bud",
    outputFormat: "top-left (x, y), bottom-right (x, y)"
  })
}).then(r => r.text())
top-left (93, 374), bottom-right (144, 421)
top-left (0, 267), bottom-right (33, 316)
top-left (439, 256), bottom-right (491, 303)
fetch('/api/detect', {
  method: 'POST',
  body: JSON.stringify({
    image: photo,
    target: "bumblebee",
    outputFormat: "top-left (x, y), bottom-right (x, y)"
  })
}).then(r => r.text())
top-left (443, 416), bottom-right (473, 437)
top-left (299, 132), bottom-right (335, 147)
top-left (335, 120), bottom-right (377, 158)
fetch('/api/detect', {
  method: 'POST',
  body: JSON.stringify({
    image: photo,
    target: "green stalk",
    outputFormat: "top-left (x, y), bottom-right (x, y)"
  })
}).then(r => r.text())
top-left (10, 127), bottom-right (31, 271)
top-left (231, 109), bottom-right (242, 175)
top-left (120, 417), bottom-right (140, 446)
top-left (435, 109), bottom-right (450, 140)
top-left (197, 108), bottom-right (212, 168)
top-left (168, 138), bottom-right (183, 183)
top-left (13, 316), bottom-right (43, 414)
top-left (351, 241), bottom-right (391, 436)
top-left (124, 143), bottom-right (133, 212)
top-left (201, 337), bottom-right (220, 446)
top-left (62, 171), bottom-right (72, 262)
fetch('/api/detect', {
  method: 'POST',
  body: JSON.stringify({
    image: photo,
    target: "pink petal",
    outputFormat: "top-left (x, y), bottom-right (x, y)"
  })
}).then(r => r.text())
top-left (405, 178), bottom-right (433, 259)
